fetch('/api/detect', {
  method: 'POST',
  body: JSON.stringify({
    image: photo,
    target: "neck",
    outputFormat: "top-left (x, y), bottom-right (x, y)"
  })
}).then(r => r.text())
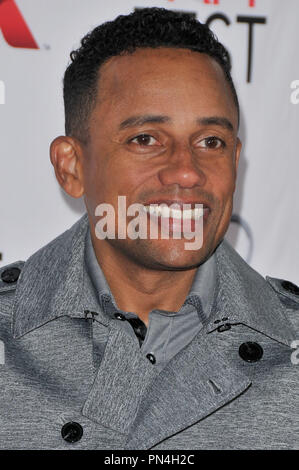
top-left (90, 235), bottom-right (198, 326)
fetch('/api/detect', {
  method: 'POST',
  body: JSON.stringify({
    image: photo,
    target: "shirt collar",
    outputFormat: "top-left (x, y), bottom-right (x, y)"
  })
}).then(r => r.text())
top-left (11, 212), bottom-right (296, 346)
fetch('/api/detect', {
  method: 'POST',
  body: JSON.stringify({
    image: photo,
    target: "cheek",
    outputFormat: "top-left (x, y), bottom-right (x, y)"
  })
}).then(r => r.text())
top-left (112, 155), bottom-right (154, 196)
top-left (213, 172), bottom-right (236, 231)
top-left (86, 156), bottom-right (150, 207)
top-left (209, 168), bottom-right (235, 203)
top-left (82, 156), bottom-right (109, 211)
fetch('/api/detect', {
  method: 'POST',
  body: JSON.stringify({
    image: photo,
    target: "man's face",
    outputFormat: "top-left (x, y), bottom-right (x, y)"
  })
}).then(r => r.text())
top-left (82, 48), bottom-right (241, 269)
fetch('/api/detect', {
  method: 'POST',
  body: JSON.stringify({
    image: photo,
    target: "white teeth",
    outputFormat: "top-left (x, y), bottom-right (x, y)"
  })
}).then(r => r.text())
top-left (161, 206), bottom-right (170, 218)
top-left (170, 208), bottom-right (181, 218)
top-left (143, 205), bottom-right (204, 220)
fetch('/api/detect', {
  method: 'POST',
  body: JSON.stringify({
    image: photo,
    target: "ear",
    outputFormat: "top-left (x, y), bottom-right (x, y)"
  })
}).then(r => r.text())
top-left (50, 136), bottom-right (84, 198)
top-left (234, 137), bottom-right (242, 172)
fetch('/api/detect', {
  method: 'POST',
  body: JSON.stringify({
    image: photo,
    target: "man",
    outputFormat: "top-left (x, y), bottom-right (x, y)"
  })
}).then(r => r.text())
top-left (0, 8), bottom-right (298, 450)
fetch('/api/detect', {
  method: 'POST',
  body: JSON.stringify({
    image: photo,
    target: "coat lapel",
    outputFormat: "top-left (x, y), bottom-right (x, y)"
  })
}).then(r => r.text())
top-left (124, 329), bottom-right (251, 449)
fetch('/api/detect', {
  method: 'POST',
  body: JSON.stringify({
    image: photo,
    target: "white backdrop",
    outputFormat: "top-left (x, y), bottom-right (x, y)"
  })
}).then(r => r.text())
top-left (0, 0), bottom-right (298, 284)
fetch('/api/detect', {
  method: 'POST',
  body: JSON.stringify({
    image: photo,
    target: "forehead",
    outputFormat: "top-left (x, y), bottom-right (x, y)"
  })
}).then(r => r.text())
top-left (94, 48), bottom-right (237, 126)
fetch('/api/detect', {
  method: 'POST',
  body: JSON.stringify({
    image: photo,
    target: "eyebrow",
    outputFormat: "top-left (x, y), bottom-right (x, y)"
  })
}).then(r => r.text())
top-left (119, 114), bottom-right (234, 132)
top-left (196, 116), bottom-right (234, 132)
top-left (119, 114), bottom-right (170, 130)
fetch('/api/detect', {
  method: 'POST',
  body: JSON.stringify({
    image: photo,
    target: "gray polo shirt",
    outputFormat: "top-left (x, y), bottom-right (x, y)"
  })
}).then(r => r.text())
top-left (85, 228), bottom-right (217, 371)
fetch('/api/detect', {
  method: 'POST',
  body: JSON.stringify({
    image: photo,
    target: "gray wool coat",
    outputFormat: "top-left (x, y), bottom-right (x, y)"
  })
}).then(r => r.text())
top-left (0, 213), bottom-right (298, 450)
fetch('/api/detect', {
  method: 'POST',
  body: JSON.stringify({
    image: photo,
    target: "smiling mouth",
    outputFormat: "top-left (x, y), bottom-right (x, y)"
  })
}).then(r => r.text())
top-left (141, 201), bottom-right (211, 221)
top-left (139, 202), bottom-right (210, 237)
top-left (142, 205), bottom-right (208, 220)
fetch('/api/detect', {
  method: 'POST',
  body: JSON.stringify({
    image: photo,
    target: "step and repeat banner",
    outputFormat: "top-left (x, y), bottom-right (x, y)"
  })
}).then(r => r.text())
top-left (0, 0), bottom-right (298, 283)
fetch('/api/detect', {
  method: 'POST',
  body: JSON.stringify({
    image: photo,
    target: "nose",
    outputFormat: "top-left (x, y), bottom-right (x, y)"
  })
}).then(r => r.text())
top-left (157, 143), bottom-right (206, 189)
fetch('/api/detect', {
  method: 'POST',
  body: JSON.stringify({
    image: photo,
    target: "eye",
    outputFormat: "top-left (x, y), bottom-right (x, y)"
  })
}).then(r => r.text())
top-left (197, 136), bottom-right (225, 149)
top-left (128, 134), bottom-right (159, 146)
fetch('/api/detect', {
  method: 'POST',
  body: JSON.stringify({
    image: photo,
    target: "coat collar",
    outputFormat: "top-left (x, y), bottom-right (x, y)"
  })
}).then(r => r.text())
top-left (12, 213), bottom-right (296, 346)
top-left (205, 239), bottom-right (296, 347)
top-left (12, 213), bottom-right (107, 339)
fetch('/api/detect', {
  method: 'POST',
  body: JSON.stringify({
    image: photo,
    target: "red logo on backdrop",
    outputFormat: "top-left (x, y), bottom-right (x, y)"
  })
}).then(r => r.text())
top-left (169, 0), bottom-right (256, 6)
top-left (203, 0), bottom-right (255, 5)
top-left (0, 0), bottom-right (38, 48)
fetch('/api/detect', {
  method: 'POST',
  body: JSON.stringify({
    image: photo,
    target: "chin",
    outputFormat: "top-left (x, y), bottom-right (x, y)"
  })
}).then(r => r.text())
top-left (148, 242), bottom-right (209, 270)
top-left (108, 236), bottom-right (213, 270)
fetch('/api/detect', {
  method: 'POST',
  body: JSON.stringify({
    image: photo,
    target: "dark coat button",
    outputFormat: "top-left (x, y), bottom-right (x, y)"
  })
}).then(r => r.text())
top-left (61, 422), bottom-right (83, 443)
top-left (1, 267), bottom-right (21, 283)
top-left (239, 342), bottom-right (263, 363)
top-left (281, 280), bottom-right (299, 296)
top-left (127, 317), bottom-right (147, 345)
top-left (114, 312), bottom-right (126, 321)
top-left (217, 323), bottom-right (231, 332)
top-left (146, 353), bottom-right (156, 364)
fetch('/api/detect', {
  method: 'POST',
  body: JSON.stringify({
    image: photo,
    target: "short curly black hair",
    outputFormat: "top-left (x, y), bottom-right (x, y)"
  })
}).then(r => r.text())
top-left (63, 7), bottom-right (239, 142)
